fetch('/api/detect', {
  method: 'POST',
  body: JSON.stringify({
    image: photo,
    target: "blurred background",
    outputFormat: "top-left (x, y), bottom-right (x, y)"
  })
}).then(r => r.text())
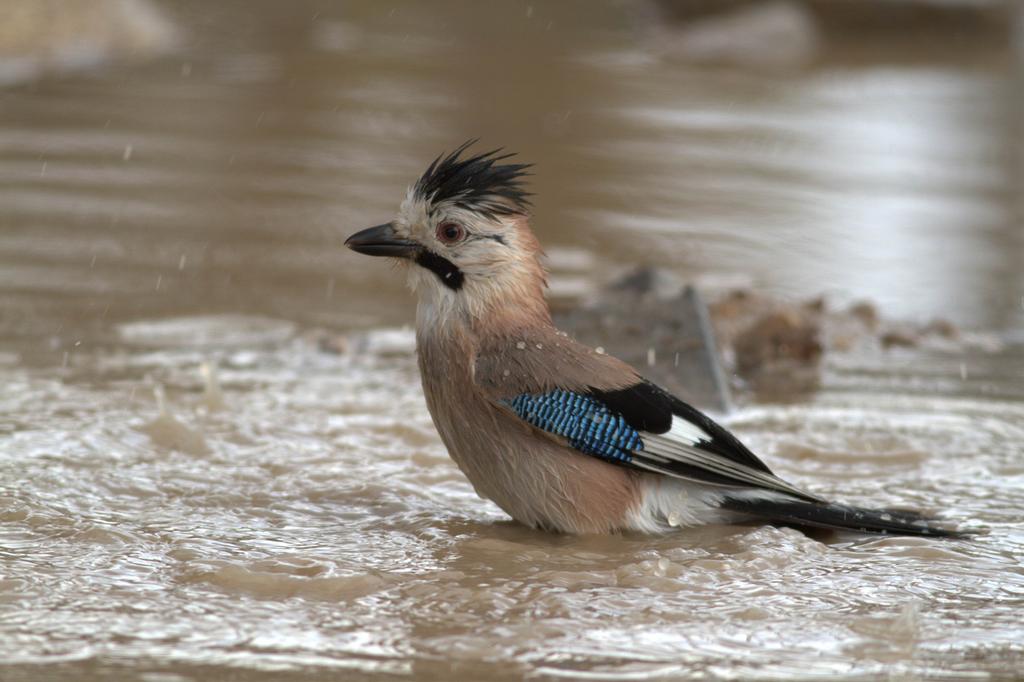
top-left (2, 0), bottom-right (1022, 362)
top-left (3, 3), bottom-right (1024, 681)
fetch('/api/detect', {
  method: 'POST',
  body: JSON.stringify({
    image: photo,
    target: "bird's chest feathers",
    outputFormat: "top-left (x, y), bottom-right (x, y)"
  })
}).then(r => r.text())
top-left (415, 321), bottom-right (480, 440)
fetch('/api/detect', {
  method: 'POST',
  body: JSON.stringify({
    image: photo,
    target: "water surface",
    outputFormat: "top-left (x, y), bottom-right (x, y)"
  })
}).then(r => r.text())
top-left (1, 1), bottom-right (1022, 680)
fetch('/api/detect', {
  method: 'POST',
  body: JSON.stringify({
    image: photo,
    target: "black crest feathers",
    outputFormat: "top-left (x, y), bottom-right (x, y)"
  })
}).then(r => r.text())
top-left (413, 140), bottom-right (532, 217)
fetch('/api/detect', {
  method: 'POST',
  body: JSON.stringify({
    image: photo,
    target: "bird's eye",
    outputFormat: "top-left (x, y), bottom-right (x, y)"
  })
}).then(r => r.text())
top-left (436, 222), bottom-right (465, 245)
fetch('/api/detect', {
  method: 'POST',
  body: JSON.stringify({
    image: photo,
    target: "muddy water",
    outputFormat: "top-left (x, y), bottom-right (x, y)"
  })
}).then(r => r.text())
top-left (1, 1), bottom-right (1023, 680)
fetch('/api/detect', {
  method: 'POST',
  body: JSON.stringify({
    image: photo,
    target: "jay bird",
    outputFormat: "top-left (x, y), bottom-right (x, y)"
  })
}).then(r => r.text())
top-left (346, 142), bottom-right (959, 538)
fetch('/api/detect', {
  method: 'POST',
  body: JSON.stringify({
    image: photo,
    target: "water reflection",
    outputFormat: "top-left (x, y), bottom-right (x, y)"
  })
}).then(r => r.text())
top-left (1, 0), bottom-right (1021, 357)
top-left (583, 64), bottom-right (1018, 327)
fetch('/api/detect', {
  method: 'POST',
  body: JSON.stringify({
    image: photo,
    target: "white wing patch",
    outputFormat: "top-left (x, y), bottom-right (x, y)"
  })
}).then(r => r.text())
top-left (666, 415), bottom-right (710, 446)
top-left (636, 415), bottom-right (822, 502)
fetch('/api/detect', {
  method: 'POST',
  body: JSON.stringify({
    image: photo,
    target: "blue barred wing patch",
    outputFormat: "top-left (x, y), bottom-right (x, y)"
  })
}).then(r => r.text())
top-left (503, 390), bottom-right (643, 462)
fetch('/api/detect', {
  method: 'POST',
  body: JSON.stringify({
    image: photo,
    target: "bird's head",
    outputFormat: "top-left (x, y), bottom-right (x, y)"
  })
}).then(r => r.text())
top-left (346, 142), bottom-right (548, 324)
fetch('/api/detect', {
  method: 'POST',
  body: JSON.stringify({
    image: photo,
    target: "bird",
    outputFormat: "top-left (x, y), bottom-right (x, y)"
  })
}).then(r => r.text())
top-left (345, 141), bottom-right (961, 538)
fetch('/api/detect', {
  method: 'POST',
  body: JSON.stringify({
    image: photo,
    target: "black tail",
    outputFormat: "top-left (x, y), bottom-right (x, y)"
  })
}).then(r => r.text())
top-left (722, 496), bottom-right (967, 538)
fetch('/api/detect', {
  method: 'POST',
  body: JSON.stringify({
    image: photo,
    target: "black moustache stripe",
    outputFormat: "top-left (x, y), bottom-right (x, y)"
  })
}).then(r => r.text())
top-left (415, 250), bottom-right (464, 290)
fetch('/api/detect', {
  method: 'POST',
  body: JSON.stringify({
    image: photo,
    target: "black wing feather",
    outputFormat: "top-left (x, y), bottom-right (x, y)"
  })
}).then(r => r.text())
top-left (589, 380), bottom-right (774, 475)
top-left (722, 497), bottom-right (967, 537)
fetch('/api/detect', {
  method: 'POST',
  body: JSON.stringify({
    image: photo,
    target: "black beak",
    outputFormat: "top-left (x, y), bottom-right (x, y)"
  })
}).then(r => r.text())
top-left (345, 223), bottom-right (419, 258)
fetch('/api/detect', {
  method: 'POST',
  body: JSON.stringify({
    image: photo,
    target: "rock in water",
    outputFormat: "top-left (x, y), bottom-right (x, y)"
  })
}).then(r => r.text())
top-left (556, 267), bottom-right (732, 414)
top-left (0, 0), bottom-right (177, 86)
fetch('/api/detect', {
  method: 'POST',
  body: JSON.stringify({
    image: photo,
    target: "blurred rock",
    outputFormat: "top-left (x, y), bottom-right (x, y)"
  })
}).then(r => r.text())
top-left (323, 265), bottom-right (991, 408)
top-left (734, 309), bottom-right (823, 393)
top-left (559, 266), bottom-right (1000, 404)
top-left (684, 289), bottom-right (816, 397)
top-left (924, 318), bottom-right (959, 340)
top-left (316, 332), bottom-right (349, 355)
top-left (710, 289), bottom-right (826, 396)
top-left (709, 283), bottom-right (980, 362)
top-left (0, 0), bottom-right (177, 86)
top-left (556, 267), bottom-right (732, 413)
top-left (605, 264), bottom-right (687, 300)
top-left (880, 329), bottom-right (918, 349)
top-left (849, 301), bottom-right (879, 330)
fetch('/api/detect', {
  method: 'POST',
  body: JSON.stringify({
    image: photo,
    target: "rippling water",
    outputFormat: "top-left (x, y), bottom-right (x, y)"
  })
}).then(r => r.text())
top-left (3, 324), bottom-right (1024, 680)
top-left (1, 1), bottom-right (1023, 680)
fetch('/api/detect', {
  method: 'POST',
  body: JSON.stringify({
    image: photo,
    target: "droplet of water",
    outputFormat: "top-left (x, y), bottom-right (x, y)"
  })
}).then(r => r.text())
top-left (502, 369), bottom-right (510, 377)
top-left (143, 385), bottom-right (210, 456)
top-left (516, 341), bottom-right (526, 350)
top-left (200, 361), bottom-right (225, 411)
top-left (667, 512), bottom-right (681, 527)
top-left (595, 346), bottom-right (605, 355)
top-left (153, 384), bottom-right (167, 415)
top-left (536, 343), bottom-right (543, 350)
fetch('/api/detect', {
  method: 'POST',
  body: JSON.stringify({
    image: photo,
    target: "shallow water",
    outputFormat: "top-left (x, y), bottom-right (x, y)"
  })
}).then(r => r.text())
top-left (2, 325), bottom-right (1023, 681)
top-left (1, 1), bottom-right (1023, 680)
